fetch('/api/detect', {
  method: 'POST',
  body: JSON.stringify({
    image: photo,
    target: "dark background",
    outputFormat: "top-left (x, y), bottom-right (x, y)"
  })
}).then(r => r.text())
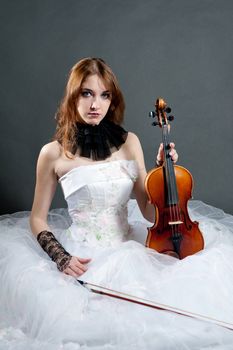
top-left (1, 0), bottom-right (233, 215)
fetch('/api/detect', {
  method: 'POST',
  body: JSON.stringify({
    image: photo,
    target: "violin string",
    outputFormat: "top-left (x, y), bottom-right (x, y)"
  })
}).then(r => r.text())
top-left (168, 125), bottom-right (183, 249)
top-left (164, 127), bottom-right (175, 249)
top-left (164, 124), bottom-right (182, 255)
top-left (163, 126), bottom-right (176, 247)
top-left (168, 153), bottom-right (178, 249)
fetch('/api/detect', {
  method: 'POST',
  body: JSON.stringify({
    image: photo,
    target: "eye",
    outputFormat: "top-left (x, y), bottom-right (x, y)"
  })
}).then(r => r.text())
top-left (101, 91), bottom-right (111, 100)
top-left (81, 89), bottom-right (93, 97)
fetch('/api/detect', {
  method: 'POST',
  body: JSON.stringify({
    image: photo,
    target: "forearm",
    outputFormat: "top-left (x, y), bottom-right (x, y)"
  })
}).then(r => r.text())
top-left (134, 188), bottom-right (155, 223)
top-left (142, 201), bottom-right (155, 223)
top-left (30, 214), bottom-right (51, 237)
top-left (29, 213), bottom-right (71, 272)
top-left (36, 230), bottom-right (71, 271)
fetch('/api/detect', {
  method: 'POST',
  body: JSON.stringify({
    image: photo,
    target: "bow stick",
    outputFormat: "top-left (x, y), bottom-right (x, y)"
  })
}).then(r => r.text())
top-left (78, 280), bottom-right (233, 331)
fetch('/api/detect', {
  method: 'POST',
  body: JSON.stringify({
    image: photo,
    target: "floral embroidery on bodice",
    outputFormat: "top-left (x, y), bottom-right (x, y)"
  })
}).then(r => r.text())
top-left (59, 160), bottom-right (138, 247)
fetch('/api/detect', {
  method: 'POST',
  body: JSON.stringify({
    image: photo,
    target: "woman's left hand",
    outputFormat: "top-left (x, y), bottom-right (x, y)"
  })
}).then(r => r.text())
top-left (156, 142), bottom-right (178, 166)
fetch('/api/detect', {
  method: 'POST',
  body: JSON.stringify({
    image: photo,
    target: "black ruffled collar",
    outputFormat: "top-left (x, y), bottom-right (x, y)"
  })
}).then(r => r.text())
top-left (75, 119), bottom-right (128, 160)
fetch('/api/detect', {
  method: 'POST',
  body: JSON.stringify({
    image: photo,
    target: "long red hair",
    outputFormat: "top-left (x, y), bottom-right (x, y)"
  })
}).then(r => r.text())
top-left (54, 58), bottom-right (125, 156)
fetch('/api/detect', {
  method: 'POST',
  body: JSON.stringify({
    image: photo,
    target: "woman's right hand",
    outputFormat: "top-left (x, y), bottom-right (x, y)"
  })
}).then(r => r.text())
top-left (63, 256), bottom-right (92, 277)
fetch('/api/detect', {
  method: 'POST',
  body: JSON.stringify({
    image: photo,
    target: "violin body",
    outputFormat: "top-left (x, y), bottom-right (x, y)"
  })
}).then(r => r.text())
top-left (145, 98), bottom-right (204, 259)
top-left (145, 165), bottom-right (204, 259)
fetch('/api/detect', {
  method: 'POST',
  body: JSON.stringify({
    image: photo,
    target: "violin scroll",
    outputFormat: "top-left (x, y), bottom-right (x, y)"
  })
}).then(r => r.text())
top-left (149, 98), bottom-right (174, 128)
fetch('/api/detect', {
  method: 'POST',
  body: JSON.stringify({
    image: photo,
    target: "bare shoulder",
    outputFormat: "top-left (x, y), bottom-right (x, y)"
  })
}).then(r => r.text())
top-left (125, 131), bottom-right (143, 156)
top-left (36, 141), bottom-right (63, 175)
top-left (39, 141), bottom-right (62, 162)
top-left (124, 131), bottom-right (147, 171)
top-left (126, 131), bottom-right (142, 147)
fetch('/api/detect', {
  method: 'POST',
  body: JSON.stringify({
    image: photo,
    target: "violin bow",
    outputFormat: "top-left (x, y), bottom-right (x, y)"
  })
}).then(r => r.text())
top-left (78, 280), bottom-right (233, 331)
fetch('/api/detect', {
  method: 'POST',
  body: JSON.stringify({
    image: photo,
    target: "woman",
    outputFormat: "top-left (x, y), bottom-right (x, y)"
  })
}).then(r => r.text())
top-left (30, 57), bottom-right (177, 276)
top-left (0, 57), bottom-right (233, 350)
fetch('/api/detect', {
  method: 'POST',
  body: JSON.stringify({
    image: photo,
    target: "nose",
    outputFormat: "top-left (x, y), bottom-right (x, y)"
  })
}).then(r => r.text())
top-left (90, 97), bottom-right (100, 110)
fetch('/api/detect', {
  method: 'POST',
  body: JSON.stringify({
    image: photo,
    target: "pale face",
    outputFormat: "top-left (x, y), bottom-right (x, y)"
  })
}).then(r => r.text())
top-left (77, 74), bottom-right (112, 125)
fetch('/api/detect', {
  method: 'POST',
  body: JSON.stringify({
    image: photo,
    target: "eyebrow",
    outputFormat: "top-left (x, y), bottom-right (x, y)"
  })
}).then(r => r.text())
top-left (81, 88), bottom-right (111, 93)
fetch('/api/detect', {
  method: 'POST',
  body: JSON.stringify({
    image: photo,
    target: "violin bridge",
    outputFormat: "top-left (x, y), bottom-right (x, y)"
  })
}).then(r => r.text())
top-left (168, 220), bottom-right (183, 225)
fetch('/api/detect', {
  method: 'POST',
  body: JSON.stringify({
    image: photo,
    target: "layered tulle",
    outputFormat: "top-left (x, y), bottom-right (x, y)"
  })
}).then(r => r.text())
top-left (1, 160), bottom-right (233, 349)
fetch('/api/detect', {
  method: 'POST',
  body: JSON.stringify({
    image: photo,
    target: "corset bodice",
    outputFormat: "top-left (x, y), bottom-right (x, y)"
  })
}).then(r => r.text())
top-left (59, 160), bottom-right (138, 246)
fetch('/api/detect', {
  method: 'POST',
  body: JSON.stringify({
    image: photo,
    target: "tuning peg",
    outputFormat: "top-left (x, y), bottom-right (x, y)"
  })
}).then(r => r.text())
top-left (168, 115), bottom-right (174, 121)
top-left (165, 107), bottom-right (171, 113)
top-left (149, 111), bottom-right (156, 118)
top-left (152, 121), bottom-right (159, 126)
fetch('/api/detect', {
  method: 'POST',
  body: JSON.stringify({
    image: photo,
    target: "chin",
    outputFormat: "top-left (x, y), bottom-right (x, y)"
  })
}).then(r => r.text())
top-left (91, 120), bottom-right (100, 125)
top-left (80, 116), bottom-right (105, 126)
top-left (87, 120), bottom-right (100, 126)
top-left (88, 118), bottom-right (105, 126)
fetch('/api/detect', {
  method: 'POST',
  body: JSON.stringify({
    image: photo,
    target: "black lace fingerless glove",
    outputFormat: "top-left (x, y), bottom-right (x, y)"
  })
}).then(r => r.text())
top-left (37, 230), bottom-right (72, 272)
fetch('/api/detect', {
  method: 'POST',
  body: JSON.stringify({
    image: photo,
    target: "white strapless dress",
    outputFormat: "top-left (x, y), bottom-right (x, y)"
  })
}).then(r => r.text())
top-left (1, 160), bottom-right (233, 350)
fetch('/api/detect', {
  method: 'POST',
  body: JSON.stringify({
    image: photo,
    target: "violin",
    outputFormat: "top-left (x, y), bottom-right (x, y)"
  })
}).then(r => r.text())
top-left (145, 98), bottom-right (204, 259)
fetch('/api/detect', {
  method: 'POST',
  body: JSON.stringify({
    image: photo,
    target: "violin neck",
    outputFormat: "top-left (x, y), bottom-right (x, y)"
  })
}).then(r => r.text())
top-left (162, 125), bottom-right (178, 206)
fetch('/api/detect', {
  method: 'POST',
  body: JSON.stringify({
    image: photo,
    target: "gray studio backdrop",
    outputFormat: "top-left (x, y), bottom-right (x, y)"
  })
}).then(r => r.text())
top-left (1, 0), bottom-right (233, 215)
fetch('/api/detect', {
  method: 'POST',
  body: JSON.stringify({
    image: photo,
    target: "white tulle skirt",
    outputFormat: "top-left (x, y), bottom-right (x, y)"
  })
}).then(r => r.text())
top-left (0, 200), bottom-right (233, 350)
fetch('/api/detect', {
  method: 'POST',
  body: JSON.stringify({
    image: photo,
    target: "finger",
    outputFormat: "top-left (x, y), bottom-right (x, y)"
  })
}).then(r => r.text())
top-left (169, 149), bottom-right (176, 156)
top-left (170, 151), bottom-right (178, 162)
top-left (64, 267), bottom-right (78, 277)
top-left (78, 257), bottom-right (92, 263)
top-left (67, 263), bottom-right (86, 276)
top-left (170, 152), bottom-right (177, 160)
top-left (156, 143), bottom-right (164, 162)
top-left (62, 257), bottom-right (85, 276)
top-left (169, 142), bottom-right (175, 148)
top-left (72, 260), bottom-right (89, 273)
top-left (70, 265), bottom-right (87, 276)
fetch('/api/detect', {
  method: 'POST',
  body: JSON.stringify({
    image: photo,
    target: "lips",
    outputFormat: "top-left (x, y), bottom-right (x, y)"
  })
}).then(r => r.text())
top-left (88, 113), bottom-right (100, 117)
